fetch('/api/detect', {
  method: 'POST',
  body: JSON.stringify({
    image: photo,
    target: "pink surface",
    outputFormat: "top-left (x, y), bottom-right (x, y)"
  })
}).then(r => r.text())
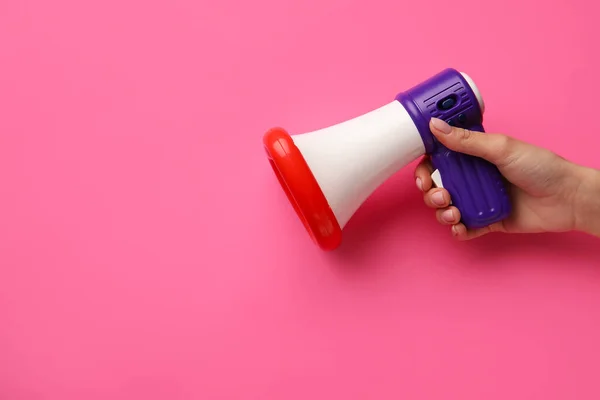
top-left (1, 0), bottom-right (600, 398)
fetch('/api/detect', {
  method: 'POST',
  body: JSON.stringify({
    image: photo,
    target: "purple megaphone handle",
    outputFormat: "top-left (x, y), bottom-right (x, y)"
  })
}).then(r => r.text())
top-left (395, 68), bottom-right (512, 229)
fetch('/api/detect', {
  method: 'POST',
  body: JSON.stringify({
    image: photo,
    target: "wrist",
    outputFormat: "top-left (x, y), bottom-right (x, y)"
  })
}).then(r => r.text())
top-left (572, 165), bottom-right (600, 237)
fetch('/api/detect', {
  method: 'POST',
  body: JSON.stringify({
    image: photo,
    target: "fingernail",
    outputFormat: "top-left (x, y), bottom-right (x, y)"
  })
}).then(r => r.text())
top-left (451, 225), bottom-right (459, 236)
top-left (431, 118), bottom-right (452, 134)
top-left (416, 177), bottom-right (423, 191)
top-left (432, 191), bottom-right (445, 206)
top-left (442, 209), bottom-right (455, 222)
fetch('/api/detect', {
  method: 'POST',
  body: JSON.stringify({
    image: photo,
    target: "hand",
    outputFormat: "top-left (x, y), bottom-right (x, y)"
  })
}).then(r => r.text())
top-left (415, 118), bottom-right (600, 240)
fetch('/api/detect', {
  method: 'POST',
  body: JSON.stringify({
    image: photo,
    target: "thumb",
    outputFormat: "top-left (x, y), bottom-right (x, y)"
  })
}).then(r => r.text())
top-left (429, 118), bottom-right (512, 166)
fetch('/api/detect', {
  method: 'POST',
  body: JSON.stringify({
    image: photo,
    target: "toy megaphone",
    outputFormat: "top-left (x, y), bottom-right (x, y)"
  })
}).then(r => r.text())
top-left (263, 68), bottom-right (512, 250)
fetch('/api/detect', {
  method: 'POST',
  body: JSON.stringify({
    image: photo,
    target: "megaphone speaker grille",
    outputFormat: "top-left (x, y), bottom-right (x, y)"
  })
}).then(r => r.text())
top-left (263, 127), bottom-right (342, 250)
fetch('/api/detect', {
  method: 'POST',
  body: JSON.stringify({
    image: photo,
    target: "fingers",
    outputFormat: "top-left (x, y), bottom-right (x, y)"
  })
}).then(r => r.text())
top-left (415, 172), bottom-right (460, 224)
top-left (422, 188), bottom-right (464, 230)
top-left (414, 157), bottom-right (452, 207)
top-left (414, 157), bottom-right (434, 192)
top-left (415, 159), bottom-right (453, 210)
top-left (429, 118), bottom-right (513, 166)
top-left (414, 150), bottom-right (503, 240)
top-left (451, 222), bottom-right (503, 241)
top-left (424, 188), bottom-right (451, 208)
top-left (436, 207), bottom-right (460, 225)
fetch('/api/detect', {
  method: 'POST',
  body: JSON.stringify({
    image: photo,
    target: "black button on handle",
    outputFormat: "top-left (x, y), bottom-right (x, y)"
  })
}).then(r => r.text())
top-left (438, 95), bottom-right (457, 111)
top-left (441, 98), bottom-right (455, 109)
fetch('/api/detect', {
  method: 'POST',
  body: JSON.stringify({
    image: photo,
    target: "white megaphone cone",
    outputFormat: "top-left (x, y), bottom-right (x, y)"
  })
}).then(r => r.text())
top-left (263, 101), bottom-right (425, 250)
top-left (264, 68), bottom-right (511, 251)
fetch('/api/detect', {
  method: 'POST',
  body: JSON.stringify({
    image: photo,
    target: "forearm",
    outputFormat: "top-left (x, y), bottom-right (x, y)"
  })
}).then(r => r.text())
top-left (574, 166), bottom-right (600, 237)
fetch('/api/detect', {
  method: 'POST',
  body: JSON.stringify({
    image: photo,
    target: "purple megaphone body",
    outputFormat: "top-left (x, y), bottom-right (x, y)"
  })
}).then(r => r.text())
top-left (263, 68), bottom-right (512, 250)
top-left (396, 68), bottom-right (512, 229)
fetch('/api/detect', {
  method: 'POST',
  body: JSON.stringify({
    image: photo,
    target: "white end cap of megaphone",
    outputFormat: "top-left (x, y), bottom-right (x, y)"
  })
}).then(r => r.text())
top-left (460, 72), bottom-right (485, 115)
top-left (263, 100), bottom-right (425, 250)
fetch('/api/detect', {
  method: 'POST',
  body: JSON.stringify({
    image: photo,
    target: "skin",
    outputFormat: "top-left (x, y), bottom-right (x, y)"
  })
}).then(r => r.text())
top-left (415, 118), bottom-right (600, 240)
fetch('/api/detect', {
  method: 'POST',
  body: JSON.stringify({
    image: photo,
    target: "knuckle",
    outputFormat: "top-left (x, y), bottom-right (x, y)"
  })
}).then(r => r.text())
top-left (458, 127), bottom-right (473, 141)
top-left (497, 134), bottom-right (511, 151)
top-left (495, 135), bottom-right (515, 163)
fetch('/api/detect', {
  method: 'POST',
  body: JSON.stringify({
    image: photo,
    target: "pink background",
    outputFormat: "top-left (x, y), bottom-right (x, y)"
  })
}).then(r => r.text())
top-left (1, 0), bottom-right (600, 398)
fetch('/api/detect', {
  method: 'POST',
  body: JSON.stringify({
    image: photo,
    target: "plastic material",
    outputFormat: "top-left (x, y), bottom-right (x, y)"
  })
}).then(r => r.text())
top-left (395, 68), bottom-right (511, 229)
top-left (263, 100), bottom-right (424, 250)
top-left (263, 127), bottom-right (343, 250)
top-left (291, 100), bottom-right (424, 230)
top-left (263, 67), bottom-right (512, 250)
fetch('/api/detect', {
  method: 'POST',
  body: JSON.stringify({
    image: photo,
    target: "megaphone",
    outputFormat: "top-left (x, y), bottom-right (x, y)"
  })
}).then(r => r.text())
top-left (263, 68), bottom-right (512, 250)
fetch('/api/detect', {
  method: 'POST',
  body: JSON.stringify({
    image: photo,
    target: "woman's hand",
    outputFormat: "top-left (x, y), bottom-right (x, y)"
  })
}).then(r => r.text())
top-left (415, 118), bottom-right (600, 240)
